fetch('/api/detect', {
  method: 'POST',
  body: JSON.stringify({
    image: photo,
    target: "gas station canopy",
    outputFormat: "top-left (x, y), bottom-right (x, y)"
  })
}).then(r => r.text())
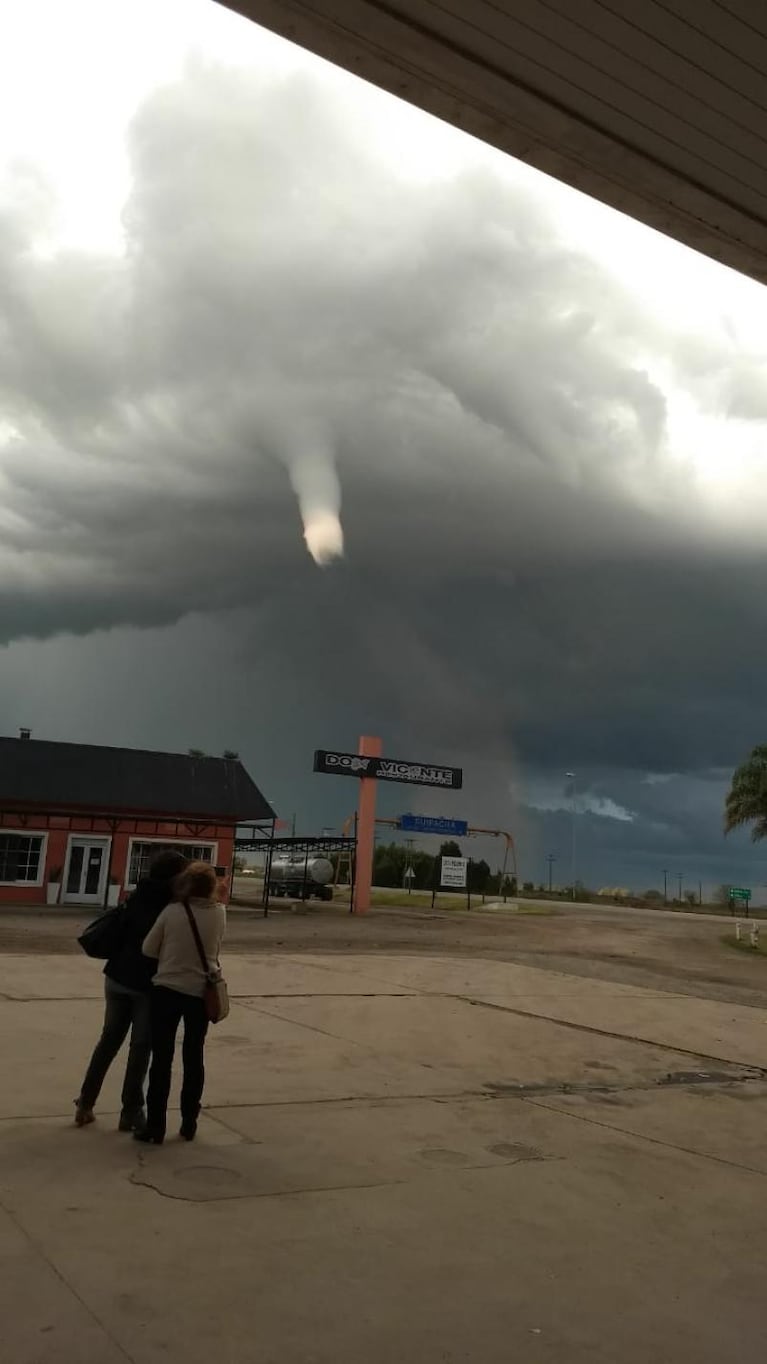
top-left (221, 0), bottom-right (767, 285)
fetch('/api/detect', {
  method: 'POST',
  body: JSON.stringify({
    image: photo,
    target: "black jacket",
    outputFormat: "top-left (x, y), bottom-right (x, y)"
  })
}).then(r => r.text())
top-left (104, 878), bottom-right (174, 991)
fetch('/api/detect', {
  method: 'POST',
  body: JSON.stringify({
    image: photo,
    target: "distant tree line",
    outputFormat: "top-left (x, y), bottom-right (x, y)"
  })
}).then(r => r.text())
top-left (366, 841), bottom-right (516, 896)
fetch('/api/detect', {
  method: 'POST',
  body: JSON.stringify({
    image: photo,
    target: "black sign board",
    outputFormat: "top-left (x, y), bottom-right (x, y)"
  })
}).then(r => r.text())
top-left (314, 750), bottom-right (463, 790)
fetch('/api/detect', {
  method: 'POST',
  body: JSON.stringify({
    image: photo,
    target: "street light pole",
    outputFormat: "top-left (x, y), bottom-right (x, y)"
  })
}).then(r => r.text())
top-left (546, 853), bottom-right (556, 893)
top-left (662, 869), bottom-right (668, 904)
top-left (677, 872), bottom-right (683, 903)
top-left (566, 772), bottom-right (576, 900)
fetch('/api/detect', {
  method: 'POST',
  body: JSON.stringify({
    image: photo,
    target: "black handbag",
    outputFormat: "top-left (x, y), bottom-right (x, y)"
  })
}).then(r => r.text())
top-left (77, 905), bottom-right (125, 960)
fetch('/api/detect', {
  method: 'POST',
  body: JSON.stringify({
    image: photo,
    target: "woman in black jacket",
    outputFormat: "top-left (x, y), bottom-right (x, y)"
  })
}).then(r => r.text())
top-left (74, 849), bottom-right (189, 1131)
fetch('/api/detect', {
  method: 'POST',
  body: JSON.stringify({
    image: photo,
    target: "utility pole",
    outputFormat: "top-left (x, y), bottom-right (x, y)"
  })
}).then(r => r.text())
top-left (566, 772), bottom-right (576, 900)
top-left (662, 869), bottom-right (668, 904)
top-left (546, 853), bottom-right (556, 893)
top-left (677, 872), bottom-right (683, 903)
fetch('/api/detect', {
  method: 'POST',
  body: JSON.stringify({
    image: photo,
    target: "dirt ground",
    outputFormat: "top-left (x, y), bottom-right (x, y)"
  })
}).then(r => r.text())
top-left (1, 899), bottom-right (764, 1008)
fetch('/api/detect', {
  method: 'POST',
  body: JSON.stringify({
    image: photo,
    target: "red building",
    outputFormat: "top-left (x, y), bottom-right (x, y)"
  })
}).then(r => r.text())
top-left (0, 733), bottom-right (274, 907)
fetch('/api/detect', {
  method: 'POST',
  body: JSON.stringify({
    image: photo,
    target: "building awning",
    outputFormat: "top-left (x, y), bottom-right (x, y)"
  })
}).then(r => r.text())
top-left (223, 0), bottom-right (767, 284)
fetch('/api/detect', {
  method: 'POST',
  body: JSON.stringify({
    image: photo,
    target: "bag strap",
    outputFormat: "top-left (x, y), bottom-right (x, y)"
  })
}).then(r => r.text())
top-left (183, 900), bottom-right (212, 979)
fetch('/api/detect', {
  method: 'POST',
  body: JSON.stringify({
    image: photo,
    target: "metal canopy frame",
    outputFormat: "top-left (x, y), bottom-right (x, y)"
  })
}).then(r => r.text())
top-left (234, 833), bottom-right (357, 917)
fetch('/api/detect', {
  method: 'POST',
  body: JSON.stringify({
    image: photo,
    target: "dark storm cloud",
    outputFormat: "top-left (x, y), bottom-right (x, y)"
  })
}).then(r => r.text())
top-left (1, 57), bottom-right (766, 882)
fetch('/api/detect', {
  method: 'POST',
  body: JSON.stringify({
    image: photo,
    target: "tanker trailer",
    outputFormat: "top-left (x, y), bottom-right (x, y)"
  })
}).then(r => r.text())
top-left (269, 855), bottom-right (334, 901)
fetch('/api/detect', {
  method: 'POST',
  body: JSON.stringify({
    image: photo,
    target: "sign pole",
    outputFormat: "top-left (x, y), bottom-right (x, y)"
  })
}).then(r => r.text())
top-left (353, 735), bottom-right (381, 914)
top-left (729, 887), bottom-right (752, 916)
top-left (348, 812), bottom-right (358, 915)
top-left (313, 744), bottom-right (465, 914)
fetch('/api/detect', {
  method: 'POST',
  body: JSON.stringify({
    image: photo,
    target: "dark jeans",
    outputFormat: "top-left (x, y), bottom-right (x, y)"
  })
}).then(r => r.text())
top-left (79, 978), bottom-right (151, 1115)
top-left (145, 986), bottom-right (209, 1137)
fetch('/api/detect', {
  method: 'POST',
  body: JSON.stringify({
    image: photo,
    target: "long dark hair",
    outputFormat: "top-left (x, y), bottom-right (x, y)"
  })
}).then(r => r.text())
top-left (149, 849), bottom-right (189, 882)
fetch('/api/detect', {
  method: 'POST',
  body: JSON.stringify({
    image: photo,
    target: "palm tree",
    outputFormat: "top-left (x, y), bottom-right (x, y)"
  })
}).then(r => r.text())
top-left (724, 746), bottom-right (767, 840)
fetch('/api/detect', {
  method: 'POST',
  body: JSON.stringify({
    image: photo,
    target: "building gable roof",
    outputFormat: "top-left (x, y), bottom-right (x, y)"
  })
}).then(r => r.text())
top-left (0, 737), bottom-right (274, 823)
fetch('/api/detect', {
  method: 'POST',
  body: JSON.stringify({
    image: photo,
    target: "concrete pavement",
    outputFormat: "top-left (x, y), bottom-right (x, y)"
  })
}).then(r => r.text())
top-left (1, 948), bottom-right (766, 1362)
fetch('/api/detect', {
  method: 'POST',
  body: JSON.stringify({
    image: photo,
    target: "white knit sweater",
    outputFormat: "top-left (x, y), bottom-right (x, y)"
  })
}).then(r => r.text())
top-left (142, 898), bottom-right (226, 998)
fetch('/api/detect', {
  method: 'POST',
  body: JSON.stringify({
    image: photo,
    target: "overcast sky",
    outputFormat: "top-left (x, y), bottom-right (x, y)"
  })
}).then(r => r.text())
top-left (2, 0), bottom-right (767, 893)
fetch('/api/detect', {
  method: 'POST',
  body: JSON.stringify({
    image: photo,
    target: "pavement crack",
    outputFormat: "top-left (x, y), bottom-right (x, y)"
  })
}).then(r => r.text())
top-left (129, 1170), bottom-right (408, 1204)
top-left (205, 1109), bottom-right (259, 1142)
top-left (484, 1068), bottom-right (764, 1099)
top-left (4, 1070), bottom-right (764, 1129)
top-left (232, 991), bottom-right (414, 999)
top-left (458, 995), bottom-right (767, 1076)
top-left (0, 1188), bottom-right (136, 1360)
top-left (523, 1095), bottom-right (767, 1178)
top-left (236, 997), bottom-right (380, 1049)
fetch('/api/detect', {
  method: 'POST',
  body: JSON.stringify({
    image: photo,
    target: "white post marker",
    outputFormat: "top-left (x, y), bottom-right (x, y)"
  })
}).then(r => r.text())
top-left (750, 923), bottom-right (760, 949)
top-left (736, 921), bottom-right (742, 942)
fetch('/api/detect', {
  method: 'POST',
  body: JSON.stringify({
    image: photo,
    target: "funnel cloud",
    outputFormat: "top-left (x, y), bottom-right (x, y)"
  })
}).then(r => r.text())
top-left (287, 450), bottom-right (344, 566)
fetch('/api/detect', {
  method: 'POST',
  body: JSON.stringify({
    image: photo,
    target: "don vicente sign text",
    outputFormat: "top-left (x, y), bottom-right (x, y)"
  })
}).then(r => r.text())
top-left (314, 750), bottom-right (463, 790)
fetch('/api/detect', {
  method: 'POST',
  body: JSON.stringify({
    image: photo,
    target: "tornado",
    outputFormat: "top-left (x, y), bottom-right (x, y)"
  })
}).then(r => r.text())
top-left (287, 448), bottom-right (344, 566)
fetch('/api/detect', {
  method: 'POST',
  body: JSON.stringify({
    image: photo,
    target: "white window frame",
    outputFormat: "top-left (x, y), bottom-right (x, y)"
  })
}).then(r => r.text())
top-left (0, 829), bottom-right (49, 887)
top-left (124, 837), bottom-right (218, 891)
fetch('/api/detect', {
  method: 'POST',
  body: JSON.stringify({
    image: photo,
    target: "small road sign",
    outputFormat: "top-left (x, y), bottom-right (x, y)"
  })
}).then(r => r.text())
top-left (399, 815), bottom-right (468, 837)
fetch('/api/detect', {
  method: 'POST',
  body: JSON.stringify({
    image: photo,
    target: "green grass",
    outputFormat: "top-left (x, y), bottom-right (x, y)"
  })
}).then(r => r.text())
top-left (721, 932), bottom-right (767, 957)
top-left (335, 888), bottom-right (458, 910)
top-left (374, 890), bottom-right (457, 910)
top-left (231, 884), bottom-right (557, 915)
top-left (333, 888), bottom-right (557, 914)
top-left (478, 901), bottom-right (558, 916)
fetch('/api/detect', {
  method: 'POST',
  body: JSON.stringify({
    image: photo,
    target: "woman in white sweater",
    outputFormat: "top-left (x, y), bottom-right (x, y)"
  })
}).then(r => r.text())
top-left (135, 861), bottom-right (225, 1145)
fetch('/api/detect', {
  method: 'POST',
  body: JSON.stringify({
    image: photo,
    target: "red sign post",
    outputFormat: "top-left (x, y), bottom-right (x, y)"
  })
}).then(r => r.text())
top-left (313, 741), bottom-right (463, 915)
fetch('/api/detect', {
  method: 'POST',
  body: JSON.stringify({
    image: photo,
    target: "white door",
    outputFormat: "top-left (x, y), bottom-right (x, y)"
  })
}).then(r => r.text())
top-left (63, 838), bottom-right (110, 904)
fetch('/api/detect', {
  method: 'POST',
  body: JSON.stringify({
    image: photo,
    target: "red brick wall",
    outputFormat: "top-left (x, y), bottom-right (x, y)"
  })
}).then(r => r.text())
top-left (0, 814), bottom-right (236, 906)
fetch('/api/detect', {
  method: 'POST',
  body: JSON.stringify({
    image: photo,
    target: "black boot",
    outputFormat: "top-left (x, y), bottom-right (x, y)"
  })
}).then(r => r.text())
top-left (179, 1117), bottom-right (197, 1142)
top-left (119, 1107), bottom-right (146, 1133)
top-left (133, 1125), bottom-right (164, 1146)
